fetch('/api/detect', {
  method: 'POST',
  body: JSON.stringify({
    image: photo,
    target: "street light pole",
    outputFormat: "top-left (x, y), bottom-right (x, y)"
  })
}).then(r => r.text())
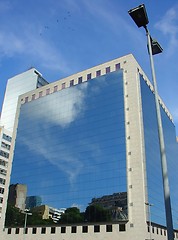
top-left (128, 4), bottom-right (174, 240)
top-left (145, 25), bottom-right (174, 240)
top-left (21, 210), bottom-right (32, 239)
top-left (23, 212), bottom-right (28, 234)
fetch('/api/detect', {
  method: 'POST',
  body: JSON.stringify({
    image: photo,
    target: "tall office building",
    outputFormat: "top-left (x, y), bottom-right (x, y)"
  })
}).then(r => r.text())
top-left (8, 184), bottom-right (27, 211)
top-left (2, 54), bottom-right (178, 239)
top-left (26, 196), bottom-right (42, 209)
top-left (0, 68), bottom-right (48, 228)
top-left (0, 68), bottom-right (49, 132)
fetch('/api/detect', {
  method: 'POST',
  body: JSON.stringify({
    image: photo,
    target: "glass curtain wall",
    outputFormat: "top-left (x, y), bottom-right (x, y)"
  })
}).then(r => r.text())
top-left (140, 74), bottom-right (178, 228)
top-left (8, 71), bottom-right (127, 225)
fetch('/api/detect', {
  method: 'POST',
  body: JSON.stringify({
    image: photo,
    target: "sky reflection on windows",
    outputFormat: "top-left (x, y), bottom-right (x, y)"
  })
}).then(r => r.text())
top-left (11, 71), bottom-right (127, 213)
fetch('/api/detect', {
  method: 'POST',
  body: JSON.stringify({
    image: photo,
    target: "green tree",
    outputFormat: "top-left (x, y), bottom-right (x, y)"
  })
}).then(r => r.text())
top-left (5, 204), bottom-right (24, 227)
top-left (59, 207), bottom-right (84, 224)
top-left (5, 204), bottom-right (53, 227)
top-left (85, 204), bottom-right (111, 222)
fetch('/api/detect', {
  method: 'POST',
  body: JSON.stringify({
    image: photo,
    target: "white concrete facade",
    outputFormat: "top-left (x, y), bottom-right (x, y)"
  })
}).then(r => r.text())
top-left (1, 222), bottom-right (175, 240)
top-left (0, 54), bottom-right (176, 239)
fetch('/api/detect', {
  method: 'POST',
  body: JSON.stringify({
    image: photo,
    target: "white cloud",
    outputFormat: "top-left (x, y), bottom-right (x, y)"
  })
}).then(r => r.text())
top-left (29, 83), bottom-right (88, 128)
top-left (0, 22), bottom-right (70, 74)
top-left (19, 84), bottom-right (88, 184)
top-left (155, 5), bottom-right (178, 56)
top-left (0, 32), bottom-right (25, 57)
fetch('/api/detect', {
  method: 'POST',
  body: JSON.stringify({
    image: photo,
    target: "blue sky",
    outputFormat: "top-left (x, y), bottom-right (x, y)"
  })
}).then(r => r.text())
top-left (0, 0), bottom-right (178, 135)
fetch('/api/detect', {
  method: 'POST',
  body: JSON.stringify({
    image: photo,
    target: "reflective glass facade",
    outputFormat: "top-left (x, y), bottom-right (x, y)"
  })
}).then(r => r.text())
top-left (140, 75), bottom-right (178, 228)
top-left (10, 70), bottom-right (127, 222)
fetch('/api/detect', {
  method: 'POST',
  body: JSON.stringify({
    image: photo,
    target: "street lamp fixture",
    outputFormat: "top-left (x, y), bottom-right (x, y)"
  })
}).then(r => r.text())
top-left (128, 4), bottom-right (174, 240)
top-left (150, 38), bottom-right (163, 55)
top-left (128, 4), bottom-right (149, 28)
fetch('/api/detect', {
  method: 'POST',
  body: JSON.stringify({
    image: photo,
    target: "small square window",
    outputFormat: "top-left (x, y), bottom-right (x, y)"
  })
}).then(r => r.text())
top-left (25, 97), bottom-right (28, 103)
top-left (8, 228), bottom-right (11, 234)
top-left (41, 227), bottom-right (46, 234)
top-left (96, 70), bottom-right (101, 77)
top-left (70, 80), bottom-right (74, 86)
top-left (82, 226), bottom-right (88, 233)
top-left (46, 88), bottom-right (50, 95)
top-left (25, 228), bottom-right (28, 234)
top-left (54, 85), bottom-right (58, 92)
top-left (94, 225), bottom-right (100, 233)
top-left (87, 73), bottom-right (92, 80)
top-left (15, 228), bottom-right (19, 234)
top-left (62, 83), bottom-right (66, 89)
top-left (106, 225), bottom-right (112, 232)
top-left (51, 227), bottom-right (55, 234)
top-left (39, 91), bottom-right (43, 98)
top-left (32, 94), bottom-right (35, 100)
top-left (119, 224), bottom-right (126, 232)
top-left (32, 228), bottom-right (37, 234)
top-left (78, 77), bottom-right (82, 84)
top-left (115, 63), bottom-right (120, 70)
top-left (71, 226), bottom-right (77, 233)
top-left (106, 67), bottom-right (110, 73)
top-left (61, 227), bottom-right (66, 233)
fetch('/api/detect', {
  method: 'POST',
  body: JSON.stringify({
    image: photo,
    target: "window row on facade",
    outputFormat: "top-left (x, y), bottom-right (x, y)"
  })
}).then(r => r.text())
top-left (7, 224), bottom-right (178, 238)
top-left (8, 223), bottom-right (126, 235)
top-left (147, 224), bottom-right (178, 238)
top-left (23, 63), bottom-right (121, 104)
